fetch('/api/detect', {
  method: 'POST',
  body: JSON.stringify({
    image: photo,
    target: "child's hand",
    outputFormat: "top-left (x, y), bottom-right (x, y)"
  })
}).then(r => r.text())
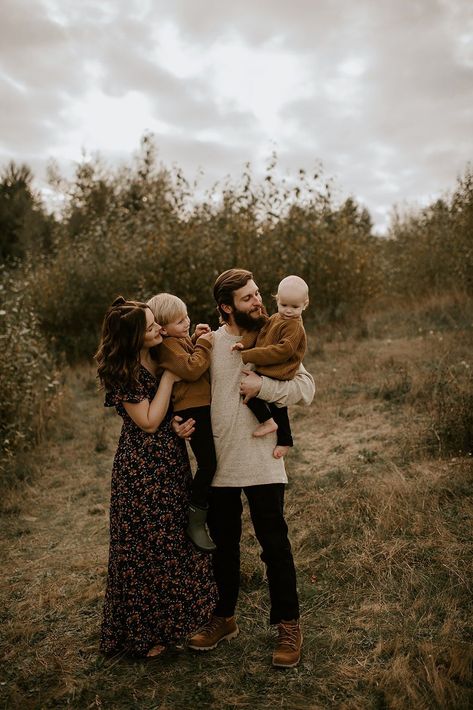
top-left (231, 342), bottom-right (244, 352)
top-left (194, 323), bottom-right (211, 338)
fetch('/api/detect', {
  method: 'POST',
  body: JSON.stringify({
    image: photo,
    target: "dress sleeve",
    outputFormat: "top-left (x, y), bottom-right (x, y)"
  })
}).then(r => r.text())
top-left (104, 382), bottom-right (147, 408)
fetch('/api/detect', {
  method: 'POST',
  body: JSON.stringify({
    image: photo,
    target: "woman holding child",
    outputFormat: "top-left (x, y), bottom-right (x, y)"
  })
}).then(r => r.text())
top-left (95, 296), bottom-right (217, 658)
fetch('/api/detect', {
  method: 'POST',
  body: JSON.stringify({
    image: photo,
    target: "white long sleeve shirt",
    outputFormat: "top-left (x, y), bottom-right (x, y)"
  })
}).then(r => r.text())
top-left (210, 325), bottom-right (315, 487)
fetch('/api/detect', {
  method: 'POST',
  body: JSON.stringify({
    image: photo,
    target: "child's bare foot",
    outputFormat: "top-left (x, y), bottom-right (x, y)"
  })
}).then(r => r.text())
top-left (273, 445), bottom-right (290, 459)
top-left (253, 419), bottom-right (278, 437)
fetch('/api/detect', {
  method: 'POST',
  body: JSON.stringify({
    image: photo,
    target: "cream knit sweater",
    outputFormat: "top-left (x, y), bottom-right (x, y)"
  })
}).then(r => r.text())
top-left (210, 325), bottom-right (315, 487)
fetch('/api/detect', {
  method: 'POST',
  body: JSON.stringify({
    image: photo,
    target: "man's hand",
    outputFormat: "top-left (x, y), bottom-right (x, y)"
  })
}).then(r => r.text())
top-left (194, 323), bottom-right (211, 338)
top-left (239, 370), bottom-right (263, 403)
top-left (231, 342), bottom-right (244, 352)
top-left (172, 415), bottom-right (195, 440)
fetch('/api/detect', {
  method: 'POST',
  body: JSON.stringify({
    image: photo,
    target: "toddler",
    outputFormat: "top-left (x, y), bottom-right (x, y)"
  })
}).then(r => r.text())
top-left (233, 275), bottom-right (308, 459)
top-left (147, 293), bottom-right (216, 553)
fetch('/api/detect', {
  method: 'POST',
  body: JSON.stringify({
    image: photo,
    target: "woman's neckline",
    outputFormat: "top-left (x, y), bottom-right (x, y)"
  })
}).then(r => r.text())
top-left (140, 363), bottom-right (158, 378)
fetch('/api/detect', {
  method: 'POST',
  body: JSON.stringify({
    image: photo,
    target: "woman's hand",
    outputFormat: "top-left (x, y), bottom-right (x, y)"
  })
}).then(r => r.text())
top-left (172, 415), bottom-right (195, 440)
top-left (194, 323), bottom-right (211, 338)
top-left (163, 369), bottom-right (181, 384)
top-left (239, 370), bottom-right (263, 403)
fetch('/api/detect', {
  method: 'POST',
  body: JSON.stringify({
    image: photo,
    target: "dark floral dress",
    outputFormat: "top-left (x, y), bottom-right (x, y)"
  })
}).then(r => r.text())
top-left (100, 366), bottom-right (217, 657)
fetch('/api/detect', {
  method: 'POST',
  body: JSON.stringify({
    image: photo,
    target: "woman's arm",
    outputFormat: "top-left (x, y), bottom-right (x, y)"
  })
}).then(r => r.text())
top-left (123, 371), bottom-right (178, 433)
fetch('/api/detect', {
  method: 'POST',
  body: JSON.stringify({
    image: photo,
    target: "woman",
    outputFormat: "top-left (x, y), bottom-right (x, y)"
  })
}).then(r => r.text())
top-left (95, 296), bottom-right (217, 657)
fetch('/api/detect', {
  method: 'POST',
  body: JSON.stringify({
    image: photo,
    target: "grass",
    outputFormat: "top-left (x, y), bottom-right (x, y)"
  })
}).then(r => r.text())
top-left (1, 318), bottom-right (472, 709)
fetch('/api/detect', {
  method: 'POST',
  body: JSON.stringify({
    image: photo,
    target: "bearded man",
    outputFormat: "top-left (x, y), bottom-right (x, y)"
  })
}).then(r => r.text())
top-left (188, 268), bottom-right (315, 668)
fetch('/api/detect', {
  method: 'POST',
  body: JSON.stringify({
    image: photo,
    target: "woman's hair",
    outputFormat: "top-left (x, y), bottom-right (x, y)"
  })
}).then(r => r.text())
top-left (213, 268), bottom-right (253, 323)
top-left (95, 296), bottom-right (149, 391)
top-left (147, 293), bottom-right (187, 326)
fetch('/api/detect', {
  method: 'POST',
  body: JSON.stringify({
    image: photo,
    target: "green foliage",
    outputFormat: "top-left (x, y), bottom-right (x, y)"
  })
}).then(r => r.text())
top-left (382, 166), bottom-right (473, 298)
top-left (28, 136), bottom-right (381, 359)
top-left (0, 264), bottom-right (59, 476)
top-left (2, 135), bottom-right (472, 469)
top-left (0, 161), bottom-right (55, 261)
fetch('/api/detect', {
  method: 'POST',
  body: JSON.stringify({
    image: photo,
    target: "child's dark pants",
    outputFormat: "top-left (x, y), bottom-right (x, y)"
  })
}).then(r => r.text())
top-left (246, 398), bottom-right (294, 447)
top-left (176, 404), bottom-right (217, 508)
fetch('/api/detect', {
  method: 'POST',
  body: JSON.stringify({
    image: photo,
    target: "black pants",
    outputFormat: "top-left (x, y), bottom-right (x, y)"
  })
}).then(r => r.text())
top-left (177, 405), bottom-right (217, 508)
top-left (207, 484), bottom-right (299, 624)
top-left (246, 398), bottom-right (294, 447)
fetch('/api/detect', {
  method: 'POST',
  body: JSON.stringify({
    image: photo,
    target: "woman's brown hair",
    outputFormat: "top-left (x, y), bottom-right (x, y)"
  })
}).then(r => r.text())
top-left (95, 296), bottom-right (149, 391)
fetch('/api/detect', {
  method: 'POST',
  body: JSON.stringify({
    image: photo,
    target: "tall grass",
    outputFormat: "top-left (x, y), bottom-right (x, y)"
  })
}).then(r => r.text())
top-left (0, 263), bottom-right (60, 479)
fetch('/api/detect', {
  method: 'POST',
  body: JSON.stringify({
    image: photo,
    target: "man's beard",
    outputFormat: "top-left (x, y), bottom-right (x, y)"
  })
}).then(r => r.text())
top-left (233, 305), bottom-right (267, 331)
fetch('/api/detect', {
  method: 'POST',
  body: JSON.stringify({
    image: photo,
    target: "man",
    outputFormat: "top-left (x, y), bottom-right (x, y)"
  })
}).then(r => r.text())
top-left (188, 269), bottom-right (315, 668)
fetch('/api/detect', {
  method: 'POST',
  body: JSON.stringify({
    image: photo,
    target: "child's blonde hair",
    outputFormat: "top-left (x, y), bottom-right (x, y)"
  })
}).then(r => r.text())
top-left (147, 293), bottom-right (187, 326)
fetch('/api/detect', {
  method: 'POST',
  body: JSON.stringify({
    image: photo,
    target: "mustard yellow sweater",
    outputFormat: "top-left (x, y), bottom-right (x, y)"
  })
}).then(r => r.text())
top-left (240, 313), bottom-right (307, 380)
top-left (156, 335), bottom-right (211, 411)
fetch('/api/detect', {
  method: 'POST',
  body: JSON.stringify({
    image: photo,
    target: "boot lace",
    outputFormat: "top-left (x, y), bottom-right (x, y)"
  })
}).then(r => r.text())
top-left (277, 622), bottom-right (299, 650)
top-left (200, 615), bottom-right (225, 634)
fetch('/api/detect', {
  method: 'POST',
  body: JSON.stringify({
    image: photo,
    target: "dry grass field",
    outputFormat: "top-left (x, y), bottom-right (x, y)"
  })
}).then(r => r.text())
top-left (1, 320), bottom-right (472, 709)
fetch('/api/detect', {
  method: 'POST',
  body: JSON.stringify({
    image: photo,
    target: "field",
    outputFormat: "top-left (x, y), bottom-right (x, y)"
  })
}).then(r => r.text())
top-left (1, 318), bottom-right (472, 709)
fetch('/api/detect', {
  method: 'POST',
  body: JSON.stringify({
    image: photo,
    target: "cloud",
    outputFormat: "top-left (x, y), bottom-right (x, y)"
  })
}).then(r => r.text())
top-left (0, 0), bottom-right (471, 234)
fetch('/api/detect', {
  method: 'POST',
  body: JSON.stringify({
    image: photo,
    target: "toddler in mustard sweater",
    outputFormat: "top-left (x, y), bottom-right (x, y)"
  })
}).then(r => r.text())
top-left (232, 275), bottom-right (308, 459)
top-left (147, 293), bottom-right (216, 553)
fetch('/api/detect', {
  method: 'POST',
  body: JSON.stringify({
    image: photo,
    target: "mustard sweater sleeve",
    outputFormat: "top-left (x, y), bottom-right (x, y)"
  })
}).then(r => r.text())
top-left (241, 320), bottom-right (303, 367)
top-left (158, 337), bottom-right (211, 382)
top-left (239, 330), bottom-right (258, 349)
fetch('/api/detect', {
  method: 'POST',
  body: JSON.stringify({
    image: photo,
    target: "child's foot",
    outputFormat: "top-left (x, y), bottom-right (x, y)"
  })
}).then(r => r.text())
top-left (253, 419), bottom-right (278, 437)
top-left (273, 445), bottom-right (290, 459)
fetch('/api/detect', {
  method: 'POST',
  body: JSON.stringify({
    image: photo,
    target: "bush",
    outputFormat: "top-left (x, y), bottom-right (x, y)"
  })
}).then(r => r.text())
top-left (0, 264), bottom-right (60, 478)
top-left (383, 166), bottom-right (473, 299)
top-left (29, 137), bottom-right (381, 360)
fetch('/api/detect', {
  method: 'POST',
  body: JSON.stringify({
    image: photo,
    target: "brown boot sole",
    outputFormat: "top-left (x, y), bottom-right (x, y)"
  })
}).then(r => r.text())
top-left (272, 654), bottom-right (301, 668)
top-left (188, 625), bottom-right (240, 651)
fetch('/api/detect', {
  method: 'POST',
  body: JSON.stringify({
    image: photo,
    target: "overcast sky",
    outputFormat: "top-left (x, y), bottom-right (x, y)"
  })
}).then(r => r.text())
top-left (1, 0), bottom-right (472, 233)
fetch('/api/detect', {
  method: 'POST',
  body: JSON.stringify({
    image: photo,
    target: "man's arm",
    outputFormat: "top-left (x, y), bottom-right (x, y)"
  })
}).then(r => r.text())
top-left (240, 363), bottom-right (315, 407)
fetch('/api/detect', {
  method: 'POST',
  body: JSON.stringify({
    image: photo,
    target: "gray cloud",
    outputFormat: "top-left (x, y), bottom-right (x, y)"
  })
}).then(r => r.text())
top-left (0, 0), bottom-right (471, 233)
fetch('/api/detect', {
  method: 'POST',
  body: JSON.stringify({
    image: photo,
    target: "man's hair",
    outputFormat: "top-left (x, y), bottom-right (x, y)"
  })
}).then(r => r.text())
top-left (147, 293), bottom-right (187, 326)
top-left (213, 268), bottom-right (253, 323)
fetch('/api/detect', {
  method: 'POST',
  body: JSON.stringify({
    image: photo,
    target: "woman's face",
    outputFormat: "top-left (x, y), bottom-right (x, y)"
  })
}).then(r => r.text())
top-left (142, 307), bottom-right (163, 349)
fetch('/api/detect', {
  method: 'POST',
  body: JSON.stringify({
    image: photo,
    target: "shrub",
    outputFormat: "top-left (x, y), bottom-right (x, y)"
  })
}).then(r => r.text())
top-left (0, 263), bottom-right (59, 479)
top-left (29, 137), bottom-right (381, 360)
top-left (383, 166), bottom-right (473, 299)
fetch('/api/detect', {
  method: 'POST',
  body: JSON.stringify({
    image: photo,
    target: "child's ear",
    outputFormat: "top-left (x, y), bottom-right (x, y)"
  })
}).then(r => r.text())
top-left (160, 327), bottom-right (168, 336)
top-left (303, 299), bottom-right (309, 310)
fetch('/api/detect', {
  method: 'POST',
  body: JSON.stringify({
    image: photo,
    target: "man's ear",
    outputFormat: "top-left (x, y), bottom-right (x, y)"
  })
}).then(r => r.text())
top-left (221, 303), bottom-right (232, 315)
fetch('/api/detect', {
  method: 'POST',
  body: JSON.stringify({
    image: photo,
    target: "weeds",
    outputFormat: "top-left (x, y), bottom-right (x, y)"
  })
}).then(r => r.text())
top-left (1, 325), bottom-right (472, 709)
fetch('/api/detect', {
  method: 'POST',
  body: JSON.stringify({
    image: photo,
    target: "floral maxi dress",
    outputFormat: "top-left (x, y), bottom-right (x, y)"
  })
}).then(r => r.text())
top-left (100, 367), bottom-right (217, 656)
